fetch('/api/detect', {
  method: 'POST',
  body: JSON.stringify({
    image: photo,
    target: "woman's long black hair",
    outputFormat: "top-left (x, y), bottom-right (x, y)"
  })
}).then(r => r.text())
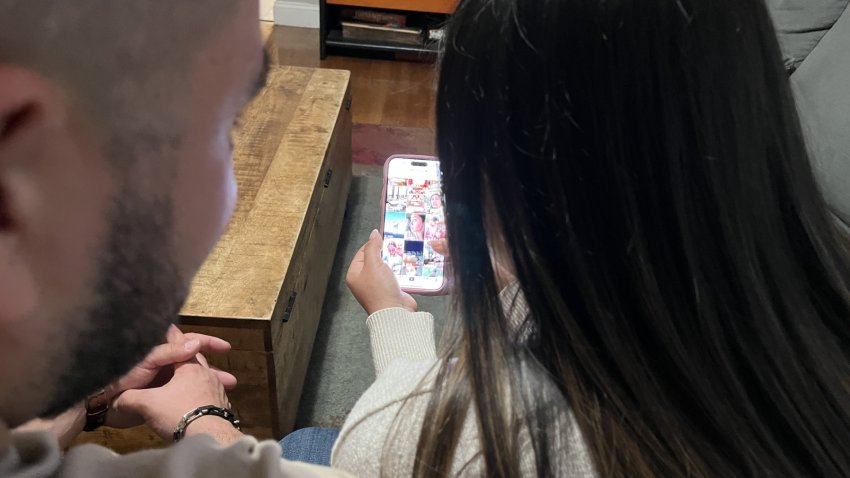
top-left (406, 0), bottom-right (850, 475)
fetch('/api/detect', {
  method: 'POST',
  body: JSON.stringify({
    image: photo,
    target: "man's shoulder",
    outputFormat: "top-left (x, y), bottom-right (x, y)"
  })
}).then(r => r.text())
top-left (3, 430), bottom-right (62, 478)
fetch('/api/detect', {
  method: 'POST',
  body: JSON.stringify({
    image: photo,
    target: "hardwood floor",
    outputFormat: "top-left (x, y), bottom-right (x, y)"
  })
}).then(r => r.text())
top-left (264, 25), bottom-right (437, 129)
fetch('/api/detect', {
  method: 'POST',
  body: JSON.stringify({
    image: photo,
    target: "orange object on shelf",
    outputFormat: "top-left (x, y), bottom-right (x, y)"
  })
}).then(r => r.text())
top-left (327, 0), bottom-right (459, 14)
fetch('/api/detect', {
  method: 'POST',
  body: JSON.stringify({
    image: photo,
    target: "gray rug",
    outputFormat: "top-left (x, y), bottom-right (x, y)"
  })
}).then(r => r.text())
top-left (295, 167), bottom-right (449, 429)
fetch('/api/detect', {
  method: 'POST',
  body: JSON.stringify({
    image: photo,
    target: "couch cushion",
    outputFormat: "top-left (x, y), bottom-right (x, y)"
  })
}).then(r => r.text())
top-left (792, 3), bottom-right (850, 228)
top-left (768, 0), bottom-right (850, 71)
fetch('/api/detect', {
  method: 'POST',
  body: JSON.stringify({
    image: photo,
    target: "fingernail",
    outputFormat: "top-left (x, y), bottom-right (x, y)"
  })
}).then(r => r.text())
top-left (183, 339), bottom-right (200, 351)
top-left (370, 229), bottom-right (380, 240)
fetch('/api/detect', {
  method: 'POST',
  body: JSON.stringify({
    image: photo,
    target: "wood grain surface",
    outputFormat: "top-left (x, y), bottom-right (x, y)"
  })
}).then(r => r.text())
top-left (270, 97), bottom-right (352, 434)
top-left (180, 66), bottom-right (350, 321)
top-left (266, 26), bottom-right (437, 128)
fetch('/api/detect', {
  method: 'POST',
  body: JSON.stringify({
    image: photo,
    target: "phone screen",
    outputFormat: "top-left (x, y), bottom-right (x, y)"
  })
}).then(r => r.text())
top-left (382, 157), bottom-right (446, 292)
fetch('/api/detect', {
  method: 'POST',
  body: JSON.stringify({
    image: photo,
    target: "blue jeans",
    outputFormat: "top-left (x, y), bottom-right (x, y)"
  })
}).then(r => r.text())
top-left (280, 427), bottom-right (341, 466)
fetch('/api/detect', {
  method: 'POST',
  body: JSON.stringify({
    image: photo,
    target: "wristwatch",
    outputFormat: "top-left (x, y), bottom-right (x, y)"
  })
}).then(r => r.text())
top-left (83, 389), bottom-right (109, 432)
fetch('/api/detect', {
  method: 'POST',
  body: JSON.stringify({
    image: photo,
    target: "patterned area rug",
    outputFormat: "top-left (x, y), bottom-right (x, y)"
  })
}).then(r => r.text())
top-left (295, 123), bottom-right (447, 430)
top-left (352, 124), bottom-right (436, 166)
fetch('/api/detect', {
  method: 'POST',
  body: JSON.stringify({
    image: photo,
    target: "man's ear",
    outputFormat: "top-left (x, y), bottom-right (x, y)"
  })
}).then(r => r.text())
top-left (0, 66), bottom-right (58, 325)
top-left (0, 66), bottom-right (55, 146)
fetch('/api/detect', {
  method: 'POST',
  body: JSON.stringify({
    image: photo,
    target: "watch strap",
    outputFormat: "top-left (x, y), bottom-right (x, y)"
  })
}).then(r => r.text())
top-left (83, 389), bottom-right (109, 432)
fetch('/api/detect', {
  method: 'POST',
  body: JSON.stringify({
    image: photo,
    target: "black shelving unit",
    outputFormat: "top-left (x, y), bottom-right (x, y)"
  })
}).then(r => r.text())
top-left (320, 1), bottom-right (449, 60)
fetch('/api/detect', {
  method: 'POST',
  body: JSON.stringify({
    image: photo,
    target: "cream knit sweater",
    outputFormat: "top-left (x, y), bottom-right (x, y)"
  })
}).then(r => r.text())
top-left (331, 292), bottom-right (597, 477)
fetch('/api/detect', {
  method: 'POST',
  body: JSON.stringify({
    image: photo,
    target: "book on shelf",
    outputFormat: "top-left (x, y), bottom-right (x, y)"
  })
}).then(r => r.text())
top-left (341, 21), bottom-right (423, 46)
top-left (427, 26), bottom-right (446, 42)
top-left (340, 8), bottom-right (407, 28)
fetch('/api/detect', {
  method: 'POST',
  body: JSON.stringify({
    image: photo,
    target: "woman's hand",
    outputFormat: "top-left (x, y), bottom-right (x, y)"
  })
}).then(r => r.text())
top-left (429, 239), bottom-right (448, 256)
top-left (104, 325), bottom-right (237, 429)
top-left (347, 229), bottom-right (418, 315)
top-left (430, 238), bottom-right (516, 291)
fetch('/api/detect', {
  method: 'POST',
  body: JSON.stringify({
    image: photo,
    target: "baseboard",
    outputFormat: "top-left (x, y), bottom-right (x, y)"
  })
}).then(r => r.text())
top-left (274, 0), bottom-right (320, 28)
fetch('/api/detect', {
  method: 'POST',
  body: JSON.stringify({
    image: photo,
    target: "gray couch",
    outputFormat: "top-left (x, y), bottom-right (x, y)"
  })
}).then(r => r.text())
top-left (771, 0), bottom-right (850, 230)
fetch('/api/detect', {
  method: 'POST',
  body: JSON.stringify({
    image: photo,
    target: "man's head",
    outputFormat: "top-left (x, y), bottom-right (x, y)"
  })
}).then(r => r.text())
top-left (0, 1), bottom-right (266, 425)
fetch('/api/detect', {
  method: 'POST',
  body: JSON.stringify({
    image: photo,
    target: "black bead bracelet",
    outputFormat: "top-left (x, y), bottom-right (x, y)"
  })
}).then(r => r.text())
top-left (172, 405), bottom-right (241, 442)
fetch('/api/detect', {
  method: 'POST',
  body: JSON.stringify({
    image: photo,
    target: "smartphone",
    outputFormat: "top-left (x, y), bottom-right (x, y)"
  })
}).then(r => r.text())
top-left (381, 155), bottom-right (447, 295)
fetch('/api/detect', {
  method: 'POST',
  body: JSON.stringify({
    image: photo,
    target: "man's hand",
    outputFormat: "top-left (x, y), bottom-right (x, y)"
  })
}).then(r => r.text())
top-left (14, 325), bottom-right (238, 447)
top-left (105, 325), bottom-right (237, 429)
top-left (111, 353), bottom-right (241, 445)
top-left (347, 229), bottom-right (418, 315)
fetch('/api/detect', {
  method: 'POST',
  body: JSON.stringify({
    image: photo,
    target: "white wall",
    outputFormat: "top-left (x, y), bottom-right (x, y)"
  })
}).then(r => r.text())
top-left (260, 0), bottom-right (275, 21)
top-left (274, 0), bottom-right (320, 28)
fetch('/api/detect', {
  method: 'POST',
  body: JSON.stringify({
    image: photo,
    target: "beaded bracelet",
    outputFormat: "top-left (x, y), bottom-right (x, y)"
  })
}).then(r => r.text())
top-left (172, 405), bottom-right (241, 442)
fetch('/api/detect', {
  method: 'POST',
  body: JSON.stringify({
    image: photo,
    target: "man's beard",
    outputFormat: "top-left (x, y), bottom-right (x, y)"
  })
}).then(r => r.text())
top-left (40, 190), bottom-right (187, 417)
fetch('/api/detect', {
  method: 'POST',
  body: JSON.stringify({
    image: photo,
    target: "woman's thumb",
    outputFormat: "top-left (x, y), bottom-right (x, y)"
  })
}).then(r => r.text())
top-left (364, 229), bottom-right (383, 265)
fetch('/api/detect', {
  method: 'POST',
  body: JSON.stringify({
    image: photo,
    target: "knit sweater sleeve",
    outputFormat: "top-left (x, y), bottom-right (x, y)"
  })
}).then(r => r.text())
top-left (331, 301), bottom-right (597, 477)
top-left (365, 307), bottom-right (437, 376)
top-left (331, 308), bottom-right (453, 475)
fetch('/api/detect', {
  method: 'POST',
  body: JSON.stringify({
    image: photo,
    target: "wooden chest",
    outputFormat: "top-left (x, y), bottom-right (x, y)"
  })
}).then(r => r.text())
top-left (80, 66), bottom-right (352, 452)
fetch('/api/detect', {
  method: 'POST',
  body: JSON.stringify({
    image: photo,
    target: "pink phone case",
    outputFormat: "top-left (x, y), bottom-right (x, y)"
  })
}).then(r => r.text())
top-left (380, 154), bottom-right (450, 296)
